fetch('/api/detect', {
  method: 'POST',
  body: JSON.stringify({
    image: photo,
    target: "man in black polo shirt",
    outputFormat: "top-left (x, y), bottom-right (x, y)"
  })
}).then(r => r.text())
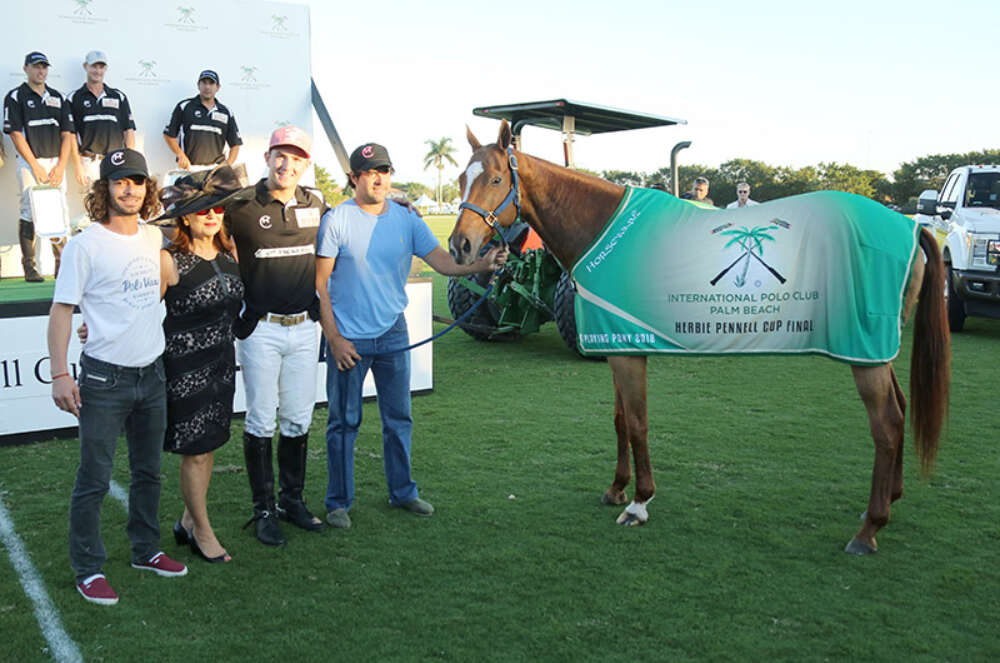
top-left (224, 126), bottom-right (325, 546)
top-left (69, 50), bottom-right (136, 189)
top-left (163, 70), bottom-right (241, 172)
top-left (3, 51), bottom-right (74, 281)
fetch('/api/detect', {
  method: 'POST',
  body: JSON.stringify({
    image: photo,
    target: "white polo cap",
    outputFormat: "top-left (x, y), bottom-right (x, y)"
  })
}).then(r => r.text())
top-left (85, 50), bottom-right (108, 65)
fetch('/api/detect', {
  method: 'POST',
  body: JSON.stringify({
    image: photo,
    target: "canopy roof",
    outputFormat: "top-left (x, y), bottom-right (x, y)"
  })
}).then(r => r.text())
top-left (472, 99), bottom-right (686, 136)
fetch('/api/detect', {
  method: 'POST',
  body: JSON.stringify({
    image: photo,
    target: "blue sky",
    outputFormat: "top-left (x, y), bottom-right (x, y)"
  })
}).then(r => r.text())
top-left (305, 0), bottom-right (998, 188)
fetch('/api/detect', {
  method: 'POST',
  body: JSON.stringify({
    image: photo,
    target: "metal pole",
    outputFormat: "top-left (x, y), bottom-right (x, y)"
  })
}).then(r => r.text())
top-left (311, 78), bottom-right (351, 176)
top-left (670, 141), bottom-right (692, 196)
top-left (562, 116), bottom-right (576, 169)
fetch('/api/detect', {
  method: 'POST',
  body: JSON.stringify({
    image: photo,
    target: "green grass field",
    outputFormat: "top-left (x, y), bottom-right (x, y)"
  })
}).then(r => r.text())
top-left (2, 232), bottom-right (999, 661)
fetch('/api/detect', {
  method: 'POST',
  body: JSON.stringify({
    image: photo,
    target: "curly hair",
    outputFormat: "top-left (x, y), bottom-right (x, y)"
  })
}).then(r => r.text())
top-left (169, 212), bottom-right (235, 254)
top-left (84, 178), bottom-right (162, 223)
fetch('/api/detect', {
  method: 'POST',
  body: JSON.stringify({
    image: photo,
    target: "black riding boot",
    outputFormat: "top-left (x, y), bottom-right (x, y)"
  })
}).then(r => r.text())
top-left (19, 220), bottom-right (43, 282)
top-left (277, 434), bottom-right (323, 531)
top-left (242, 432), bottom-right (285, 546)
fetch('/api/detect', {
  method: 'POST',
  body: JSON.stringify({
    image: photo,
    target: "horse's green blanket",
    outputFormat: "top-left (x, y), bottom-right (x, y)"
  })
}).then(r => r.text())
top-left (571, 187), bottom-right (920, 363)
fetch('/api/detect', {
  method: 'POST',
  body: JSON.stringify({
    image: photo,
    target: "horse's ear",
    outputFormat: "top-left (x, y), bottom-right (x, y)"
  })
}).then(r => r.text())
top-left (466, 125), bottom-right (482, 151)
top-left (498, 119), bottom-right (512, 149)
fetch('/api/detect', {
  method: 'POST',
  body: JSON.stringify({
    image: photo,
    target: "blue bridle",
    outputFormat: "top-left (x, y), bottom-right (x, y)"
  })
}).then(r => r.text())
top-left (457, 145), bottom-right (521, 249)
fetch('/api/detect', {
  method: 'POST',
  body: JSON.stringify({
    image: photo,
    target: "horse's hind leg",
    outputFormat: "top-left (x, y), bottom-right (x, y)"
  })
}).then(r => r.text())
top-left (889, 369), bottom-right (907, 502)
top-left (846, 364), bottom-right (905, 555)
top-left (606, 356), bottom-right (653, 526)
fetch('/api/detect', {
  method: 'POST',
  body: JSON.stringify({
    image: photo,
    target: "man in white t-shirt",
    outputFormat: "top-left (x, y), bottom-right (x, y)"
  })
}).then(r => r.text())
top-left (47, 148), bottom-right (187, 607)
top-left (726, 182), bottom-right (760, 209)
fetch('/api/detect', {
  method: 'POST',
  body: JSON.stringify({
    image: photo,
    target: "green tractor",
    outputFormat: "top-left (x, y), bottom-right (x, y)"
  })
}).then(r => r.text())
top-left (446, 99), bottom-right (687, 355)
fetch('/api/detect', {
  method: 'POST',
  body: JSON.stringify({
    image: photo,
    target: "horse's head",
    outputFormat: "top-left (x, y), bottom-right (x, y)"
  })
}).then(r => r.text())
top-left (449, 119), bottom-right (520, 265)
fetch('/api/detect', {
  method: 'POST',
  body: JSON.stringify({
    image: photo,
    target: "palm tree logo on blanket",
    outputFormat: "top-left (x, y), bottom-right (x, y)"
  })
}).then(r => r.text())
top-left (709, 219), bottom-right (790, 287)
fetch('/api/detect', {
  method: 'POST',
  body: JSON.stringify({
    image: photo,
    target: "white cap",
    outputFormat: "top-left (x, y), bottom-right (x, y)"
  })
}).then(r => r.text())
top-left (85, 50), bottom-right (108, 65)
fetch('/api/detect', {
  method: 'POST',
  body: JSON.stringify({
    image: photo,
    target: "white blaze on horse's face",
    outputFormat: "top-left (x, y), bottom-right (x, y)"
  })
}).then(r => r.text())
top-left (462, 159), bottom-right (484, 202)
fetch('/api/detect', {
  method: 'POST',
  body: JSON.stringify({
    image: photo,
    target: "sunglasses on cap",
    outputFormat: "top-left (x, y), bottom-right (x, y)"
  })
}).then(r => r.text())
top-left (195, 206), bottom-right (225, 216)
top-left (368, 165), bottom-right (392, 174)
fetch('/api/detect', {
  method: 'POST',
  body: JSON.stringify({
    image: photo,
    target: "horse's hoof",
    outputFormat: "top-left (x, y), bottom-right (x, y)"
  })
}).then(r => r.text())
top-left (615, 499), bottom-right (650, 526)
top-left (616, 511), bottom-right (645, 526)
top-left (601, 490), bottom-right (628, 506)
top-left (844, 536), bottom-right (877, 555)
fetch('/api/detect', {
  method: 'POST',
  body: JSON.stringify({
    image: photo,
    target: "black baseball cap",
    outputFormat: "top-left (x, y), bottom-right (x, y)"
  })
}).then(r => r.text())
top-left (100, 149), bottom-right (149, 181)
top-left (198, 69), bottom-right (220, 84)
top-left (24, 51), bottom-right (50, 66)
top-left (350, 143), bottom-right (392, 172)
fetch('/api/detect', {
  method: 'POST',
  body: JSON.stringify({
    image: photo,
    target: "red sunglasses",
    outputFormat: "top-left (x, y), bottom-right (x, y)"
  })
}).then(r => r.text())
top-left (195, 206), bottom-right (225, 216)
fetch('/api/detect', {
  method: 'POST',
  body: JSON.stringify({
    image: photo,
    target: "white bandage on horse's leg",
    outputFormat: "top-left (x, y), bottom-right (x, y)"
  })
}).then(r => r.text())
top-left (617, 497), bottom-right (653, 523)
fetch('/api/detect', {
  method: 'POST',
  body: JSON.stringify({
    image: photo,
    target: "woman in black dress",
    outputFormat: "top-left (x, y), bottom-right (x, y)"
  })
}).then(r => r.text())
top-left (156, 166), bottom-right (245, 563)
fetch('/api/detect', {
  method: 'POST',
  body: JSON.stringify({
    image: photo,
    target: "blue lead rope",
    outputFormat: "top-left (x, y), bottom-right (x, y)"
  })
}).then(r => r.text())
top-left (334, 281), bottom-right (495, 358)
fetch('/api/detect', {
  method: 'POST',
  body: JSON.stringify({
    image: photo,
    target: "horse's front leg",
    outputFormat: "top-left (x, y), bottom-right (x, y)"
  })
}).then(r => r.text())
top-left (602, 372), bottom-right (632, 507)
top-left (607, 356), bottom-right (652, 526)
top-left (846, 364), bottom-right (906, 555)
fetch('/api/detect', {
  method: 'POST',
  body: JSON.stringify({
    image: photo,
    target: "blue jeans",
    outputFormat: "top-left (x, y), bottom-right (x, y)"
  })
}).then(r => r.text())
top-left (69, 354), bottom-right (167, 581)
top-left (325, 314), bottom-right (418, 511)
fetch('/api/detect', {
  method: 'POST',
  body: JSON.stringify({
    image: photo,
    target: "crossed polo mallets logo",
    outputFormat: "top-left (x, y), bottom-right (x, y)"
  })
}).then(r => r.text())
top-left (709, 219), bottom-right (791, 287)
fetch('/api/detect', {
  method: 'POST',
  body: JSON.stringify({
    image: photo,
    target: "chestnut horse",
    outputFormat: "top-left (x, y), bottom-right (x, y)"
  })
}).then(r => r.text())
top-left (449, 120), bottom-right (950, 555)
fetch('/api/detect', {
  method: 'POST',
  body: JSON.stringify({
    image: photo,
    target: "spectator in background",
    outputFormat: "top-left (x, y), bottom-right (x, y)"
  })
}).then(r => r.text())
top-left (726, 182), bottom-right (760, 209)
top-left (681, 176), bottom-right (713, 206)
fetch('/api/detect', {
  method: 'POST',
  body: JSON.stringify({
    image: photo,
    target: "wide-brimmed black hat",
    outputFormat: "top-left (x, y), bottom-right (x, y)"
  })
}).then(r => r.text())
top-left (153, 164), bottom-right (247, 224)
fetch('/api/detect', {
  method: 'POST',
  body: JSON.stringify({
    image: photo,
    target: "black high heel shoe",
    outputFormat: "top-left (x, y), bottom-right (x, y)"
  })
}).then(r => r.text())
top-left (173, 520), bottom-right (191, 546)
top-left (190, 534), bottom-right (232, 564)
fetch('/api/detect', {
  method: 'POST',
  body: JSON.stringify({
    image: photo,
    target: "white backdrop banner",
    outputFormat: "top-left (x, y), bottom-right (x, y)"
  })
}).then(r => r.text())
top-left (0, 0), bottom-right (312, 253)
top-left (0, 282), bottom-right (433, 438)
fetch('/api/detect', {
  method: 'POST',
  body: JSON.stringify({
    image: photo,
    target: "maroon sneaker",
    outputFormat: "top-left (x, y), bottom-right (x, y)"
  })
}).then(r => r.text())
top-left (131, 552), bottom-right (188, 577)
top-left (77, 574), bottom-right (118, 605)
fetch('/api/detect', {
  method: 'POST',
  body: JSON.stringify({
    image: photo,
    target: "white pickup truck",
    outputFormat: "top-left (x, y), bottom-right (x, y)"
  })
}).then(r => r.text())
top-left (915, 165), bottom-right (1000, 331)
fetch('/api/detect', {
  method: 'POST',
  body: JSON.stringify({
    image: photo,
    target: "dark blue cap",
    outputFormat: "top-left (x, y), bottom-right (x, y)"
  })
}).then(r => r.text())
top-left (198, 69), bottom-right (219, 84)
top-left (24, 51), bottom-right (50, 66)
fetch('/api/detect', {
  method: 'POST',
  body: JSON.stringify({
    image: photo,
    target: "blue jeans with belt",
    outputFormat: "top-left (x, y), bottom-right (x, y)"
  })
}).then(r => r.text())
top-left (324, 314), bottom-right (418, 511)
top-left (69, 354), bottom-right (167, 582)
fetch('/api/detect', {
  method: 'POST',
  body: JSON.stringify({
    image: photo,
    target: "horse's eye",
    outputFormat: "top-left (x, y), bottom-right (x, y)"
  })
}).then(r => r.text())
top-left (490, 176), bottom-right (503, 185)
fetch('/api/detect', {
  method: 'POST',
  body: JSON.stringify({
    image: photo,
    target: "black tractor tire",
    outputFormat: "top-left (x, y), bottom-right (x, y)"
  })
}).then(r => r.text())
top-left (553, 271), bottom-right (603, 360)
top-left (945, 264), bottom-right (966, 332)
top-left (447, 272), bottom-right (505, 341)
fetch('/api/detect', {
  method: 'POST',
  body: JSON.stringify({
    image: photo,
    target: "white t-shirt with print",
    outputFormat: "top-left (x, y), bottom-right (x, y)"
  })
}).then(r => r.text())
top-left (53, 222), bottom-right (165, 367)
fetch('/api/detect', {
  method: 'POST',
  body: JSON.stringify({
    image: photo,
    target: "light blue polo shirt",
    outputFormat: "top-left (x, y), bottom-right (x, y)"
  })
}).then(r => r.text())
top-left (317, 199), bottom-right (439, 339)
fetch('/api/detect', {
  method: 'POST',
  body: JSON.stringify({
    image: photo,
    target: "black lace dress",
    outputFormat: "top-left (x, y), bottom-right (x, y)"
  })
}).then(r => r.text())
top-left (163, 249), bottom-right (244, 455)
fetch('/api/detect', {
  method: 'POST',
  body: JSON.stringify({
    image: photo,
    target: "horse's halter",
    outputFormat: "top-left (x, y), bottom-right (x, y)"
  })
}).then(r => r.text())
top-left (458, 145), bottom-right (521, 249)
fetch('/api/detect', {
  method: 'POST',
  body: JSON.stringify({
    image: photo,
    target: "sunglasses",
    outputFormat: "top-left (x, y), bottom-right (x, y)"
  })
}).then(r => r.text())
top-left (195, 206), bottom-right (225, 216)
top-left (369, 165), bottom-right (392, 174)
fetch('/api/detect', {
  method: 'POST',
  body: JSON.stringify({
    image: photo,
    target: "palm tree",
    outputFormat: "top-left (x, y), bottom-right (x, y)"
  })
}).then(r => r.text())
top-left (423, 137), bottom-right (459, 209)
top-left (710, 225), bottom-right (783, 286)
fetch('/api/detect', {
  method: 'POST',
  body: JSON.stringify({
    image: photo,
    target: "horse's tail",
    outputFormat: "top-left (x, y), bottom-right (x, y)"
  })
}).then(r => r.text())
top-left (910, 227), bottom-right (950, 475)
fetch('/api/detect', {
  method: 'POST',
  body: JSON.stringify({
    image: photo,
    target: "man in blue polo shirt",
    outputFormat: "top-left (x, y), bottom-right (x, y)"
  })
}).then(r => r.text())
top-left (315, 142), bottom-right (507, 529)
top-left (163, 69), bottom-right (241, 172)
